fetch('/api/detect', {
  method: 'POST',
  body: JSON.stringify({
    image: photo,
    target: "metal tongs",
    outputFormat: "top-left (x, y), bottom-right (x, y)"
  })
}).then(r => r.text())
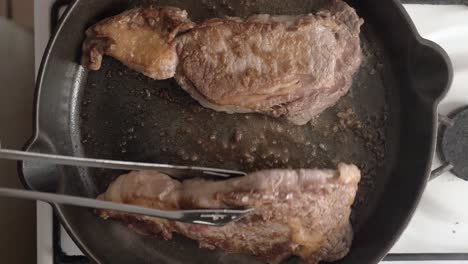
top-left (0, 147), bottom-right (252, 226)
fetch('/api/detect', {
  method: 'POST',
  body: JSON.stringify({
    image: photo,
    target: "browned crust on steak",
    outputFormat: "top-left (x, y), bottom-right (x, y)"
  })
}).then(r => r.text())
top-left (81, 0), bottom-right (363, 125)
top-left (175, 0), bottom-right (363, 125)
top-left (97, 163), bottom-right (361, 264)
top-left (82, 6), bottom-right (195, 79)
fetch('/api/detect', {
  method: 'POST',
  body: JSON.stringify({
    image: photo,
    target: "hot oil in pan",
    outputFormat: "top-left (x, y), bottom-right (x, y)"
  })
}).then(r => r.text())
top-left (79, 2), bottom-right (390, 232)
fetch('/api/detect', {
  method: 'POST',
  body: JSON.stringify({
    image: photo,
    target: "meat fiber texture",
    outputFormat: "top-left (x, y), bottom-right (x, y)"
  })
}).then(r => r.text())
top-left (97, 163), bottom-right (361, 264)
top-left (82, 0), bottom-right (363, 125)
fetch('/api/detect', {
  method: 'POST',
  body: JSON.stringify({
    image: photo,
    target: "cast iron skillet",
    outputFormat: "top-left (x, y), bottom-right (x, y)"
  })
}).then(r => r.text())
top-left (20, 0), bottom-right (452, 263)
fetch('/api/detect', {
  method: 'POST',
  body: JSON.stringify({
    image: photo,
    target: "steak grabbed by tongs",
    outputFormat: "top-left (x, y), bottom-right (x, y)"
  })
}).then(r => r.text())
top-left (97, 163), bottom-right (361, 264)
top-left (82, 0), bottom-right (363, 125)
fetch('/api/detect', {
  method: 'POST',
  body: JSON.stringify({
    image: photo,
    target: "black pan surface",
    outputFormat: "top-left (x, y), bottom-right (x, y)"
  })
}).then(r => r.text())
top-left (20, 0), bottom-right (452, 263)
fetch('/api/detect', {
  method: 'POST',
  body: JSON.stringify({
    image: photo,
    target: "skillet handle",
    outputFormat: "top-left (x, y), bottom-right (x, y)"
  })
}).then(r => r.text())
top-left (409, 41), bottom-right (452, 103)
top-left (19, 135), bottom-right (60, 192)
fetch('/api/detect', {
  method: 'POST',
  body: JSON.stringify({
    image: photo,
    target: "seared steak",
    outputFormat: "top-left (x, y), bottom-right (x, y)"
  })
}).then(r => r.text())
top-left (175, 1), bottom-right (362, 125)
top-left (97, 163), bottom-right (361, 264)
top-left (82, 6), bottom-right (194, 79)
top-left (82, 0), bottom-right (363, 125)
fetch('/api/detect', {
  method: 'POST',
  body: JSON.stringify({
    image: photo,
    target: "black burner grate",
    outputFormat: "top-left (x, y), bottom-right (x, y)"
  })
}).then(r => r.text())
top-left (436, 107), bottom-right (468, 181)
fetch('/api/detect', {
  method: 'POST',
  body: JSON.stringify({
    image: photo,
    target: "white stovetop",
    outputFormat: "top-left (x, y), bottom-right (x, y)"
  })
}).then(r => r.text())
top-left (34, 3), bottom-right (468, 264)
